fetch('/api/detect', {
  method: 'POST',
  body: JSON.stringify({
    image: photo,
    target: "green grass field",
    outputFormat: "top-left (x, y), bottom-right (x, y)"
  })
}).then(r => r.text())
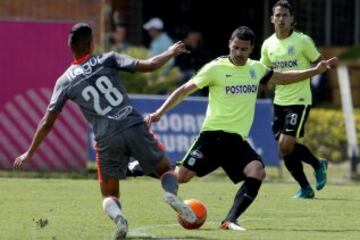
top-left (1, 166), bottom-right (360, 240)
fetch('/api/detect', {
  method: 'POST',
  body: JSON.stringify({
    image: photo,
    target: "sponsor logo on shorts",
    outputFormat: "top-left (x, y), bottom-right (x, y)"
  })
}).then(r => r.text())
top-left (191, 150), bottom-right (203, 159)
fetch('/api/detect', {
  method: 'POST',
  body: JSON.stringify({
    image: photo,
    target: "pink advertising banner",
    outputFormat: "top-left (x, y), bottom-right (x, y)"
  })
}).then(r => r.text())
top-left (0, 21), bottom-right (88, 171)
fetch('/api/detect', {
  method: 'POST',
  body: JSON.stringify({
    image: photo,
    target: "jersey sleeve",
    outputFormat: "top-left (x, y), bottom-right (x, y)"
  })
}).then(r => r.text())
top-left (260, 70), bottom-right (274, 85)
top-left (47, 76), bottom-right (70, 113)
top-left (192, 62), bottom-right (214, 89)
top-left (302, 35), bottom-right (321, 63)
top-left (260, 41), bottom-right (272, 67)
top-left (111, 52), bottom-right (139, 72)
top-left (256, 61), bottom-right (273, 85)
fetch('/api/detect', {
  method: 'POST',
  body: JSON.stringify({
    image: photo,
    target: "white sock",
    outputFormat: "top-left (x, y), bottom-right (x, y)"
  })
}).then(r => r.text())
top-left (102, 197), bottom-right (122, 223)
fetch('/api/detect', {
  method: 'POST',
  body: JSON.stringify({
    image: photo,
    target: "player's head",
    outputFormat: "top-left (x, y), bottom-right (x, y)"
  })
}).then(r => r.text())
top-left (68, 23), bottom-right (94, 56)
top-left (228, 26), bottom-right (255, 65)
top-left (271, 0), bottom-right (295, 32)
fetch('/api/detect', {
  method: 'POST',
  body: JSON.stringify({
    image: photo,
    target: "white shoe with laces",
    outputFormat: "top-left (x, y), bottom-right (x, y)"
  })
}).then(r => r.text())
top-left (219, 221), bottom-right (246, 231)
top-left (163, 192), bottom-right (196, 223)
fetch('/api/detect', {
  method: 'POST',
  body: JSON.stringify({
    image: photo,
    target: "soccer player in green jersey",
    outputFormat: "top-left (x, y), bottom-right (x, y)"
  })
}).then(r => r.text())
top-left (147, 26), bottom-right (336, 231)
top-left (261, 0), bottom-right (328, 199)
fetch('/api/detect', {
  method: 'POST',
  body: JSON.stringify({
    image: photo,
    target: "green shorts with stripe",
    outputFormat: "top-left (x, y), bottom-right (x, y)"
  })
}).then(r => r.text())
top-left (272, 104), bottom-right (311, 140)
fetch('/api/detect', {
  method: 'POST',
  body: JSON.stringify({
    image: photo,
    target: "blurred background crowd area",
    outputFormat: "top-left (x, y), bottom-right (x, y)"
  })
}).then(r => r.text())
top-left (0, 0), bottom-right (359, 165)
top-left (1, 0), bottom-right (359, 102)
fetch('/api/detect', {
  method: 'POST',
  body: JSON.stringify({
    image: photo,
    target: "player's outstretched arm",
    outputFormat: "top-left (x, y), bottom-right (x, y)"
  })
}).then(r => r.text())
top-left (13, 111), bottom-right (59, 170)
top-left (269, 57), bottom-right (338, 85)
top-left (135, 41), bottom-right (190, 72)
top-left (147, 80), bottom-right (198, 125)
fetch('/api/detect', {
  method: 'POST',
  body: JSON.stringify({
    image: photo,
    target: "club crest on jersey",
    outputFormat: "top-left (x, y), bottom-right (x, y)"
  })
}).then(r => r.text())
top-left (249, 69), bottom-right (257, 80)
top-left (187, 157), bottom-right (197, 166)
top-left (288, 46), bottom-right (296, 56)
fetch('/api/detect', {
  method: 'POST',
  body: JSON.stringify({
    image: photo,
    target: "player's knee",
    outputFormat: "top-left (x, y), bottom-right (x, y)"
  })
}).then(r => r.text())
top-left (154, 158), bottom-right (172, 176)
top-left (253, 165), bottom-right (266, 181)
top-left (279, 141), bottom-right (294, 156)
top-left (245, 161), bottom-right (266, 180)
top-left (258, 167), bottom-right (266, 180)
top-left (176, 167), bottom-right (195, 183)
top-left (178, 174), bottom-right (192, 183)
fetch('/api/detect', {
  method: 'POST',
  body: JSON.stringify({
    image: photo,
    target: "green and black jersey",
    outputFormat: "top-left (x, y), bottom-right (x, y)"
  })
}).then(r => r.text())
top-left (260, 31), bottom-right (321, 106)
top-left (192, 57), bottom-right (272, 138)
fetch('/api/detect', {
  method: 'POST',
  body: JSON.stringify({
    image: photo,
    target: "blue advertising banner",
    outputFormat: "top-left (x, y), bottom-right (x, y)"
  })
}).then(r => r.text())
top-left (88, 95), bottom-right (280, 167)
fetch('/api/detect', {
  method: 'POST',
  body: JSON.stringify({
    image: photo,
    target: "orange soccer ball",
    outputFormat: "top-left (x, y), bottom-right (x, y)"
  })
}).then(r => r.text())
top-left (177, 199), bottom-right (207, 229)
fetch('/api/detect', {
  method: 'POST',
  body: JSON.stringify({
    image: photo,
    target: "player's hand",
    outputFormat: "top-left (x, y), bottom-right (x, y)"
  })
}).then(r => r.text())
top-left (324, 57), bottom-right (338, 69)
top-left (146, 112), bottom-right (162, 126)
top-left (14, 152), bottom-right (31, 170)
top-left (168, 41), bottom-right (190, 56)
top-left (316, 57), bottom-right (338, 73)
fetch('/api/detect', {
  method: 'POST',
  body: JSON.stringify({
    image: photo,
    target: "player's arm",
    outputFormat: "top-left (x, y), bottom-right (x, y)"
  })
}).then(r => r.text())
top-left (268, 57), bottom-right (337, 85)
top-left (135, 41), bottom-right (190, 72)
top-left (14, 111), bottom-right (59, 170)
top-left (147, 80), bottom-right (199, 124)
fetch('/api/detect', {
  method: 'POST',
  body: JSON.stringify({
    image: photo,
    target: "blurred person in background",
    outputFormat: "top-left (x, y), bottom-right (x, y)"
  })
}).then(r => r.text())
top-left (260, 0), bottom-right (328, 199)
top-left (143, 17), bottom-right (174, 71)
top-left (111, 24), bottom-right (132, 53)
top-left (175, 30), bottom-right (210, 96)
top-left (13, 23), bottom-right (196, 240)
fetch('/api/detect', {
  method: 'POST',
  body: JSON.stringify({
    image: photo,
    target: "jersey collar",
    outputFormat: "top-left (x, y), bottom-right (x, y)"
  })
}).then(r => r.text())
top-left (72, 54), bottom-right (91, 65)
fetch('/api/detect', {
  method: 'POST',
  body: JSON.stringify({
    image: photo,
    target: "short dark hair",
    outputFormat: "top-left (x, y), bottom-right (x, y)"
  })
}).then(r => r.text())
top-left (272, 0), bottom-right (293, 15)
top-left (230, 26), bottom-right (256, 46)
top-left (68, 23), bottom-right (93, 54)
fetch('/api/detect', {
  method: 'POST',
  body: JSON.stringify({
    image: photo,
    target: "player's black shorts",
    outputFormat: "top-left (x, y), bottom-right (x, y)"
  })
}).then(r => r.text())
top-left (180, 131), bottom-right (263, 184)
top-left (272, 104), bottom-right (311, 140)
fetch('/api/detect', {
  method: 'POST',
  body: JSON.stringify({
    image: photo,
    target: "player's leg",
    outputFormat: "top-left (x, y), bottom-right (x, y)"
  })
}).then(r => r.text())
top-left (220, 138), bottom-right (265, 231)
top-left (100, 177), bottom-right (128, 240)
top-left (175, 164), bottom-right (197, 183)
top-left (150, 155), bottom-right (196, 223)
top-left (170, 131), bottom-right (221, 222)
top-left (276, 105), bottom-right (314, 198)
top-left (279, 134), bottom-right (314, 198)
top-left (96, 137), bottom-right (129, 240)
top-left (288, 106), bottom-right (327, 191)
top-left (128, 123), bottom-right (196, 223)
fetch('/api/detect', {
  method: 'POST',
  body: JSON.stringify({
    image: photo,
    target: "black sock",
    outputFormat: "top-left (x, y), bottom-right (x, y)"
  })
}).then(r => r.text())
top-left (284, 153), bottom-right (310, 188)
top-left (224, 177), bottom-right (262, 222)
top-left (294, 143), bottom-right (320, 170)
top-left (161, 172), bottom-right (178, 195)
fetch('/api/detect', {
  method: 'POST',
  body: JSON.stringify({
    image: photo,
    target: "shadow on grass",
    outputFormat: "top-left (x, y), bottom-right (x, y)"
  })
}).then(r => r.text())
top-left (127, 229), bottom-right (219, 240)
top-left (127, 236), bottom-right (217, 240)
top-left (313, 197), bottom-right (360, 202)
top-left (253, 227), bottom-right (360, 233)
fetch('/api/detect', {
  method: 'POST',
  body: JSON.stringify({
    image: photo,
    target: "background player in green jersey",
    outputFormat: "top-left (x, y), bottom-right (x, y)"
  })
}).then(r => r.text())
top-left (147, 26), bottom-right (336, 231)
top-left (261, 0), bottom-right (328, 199)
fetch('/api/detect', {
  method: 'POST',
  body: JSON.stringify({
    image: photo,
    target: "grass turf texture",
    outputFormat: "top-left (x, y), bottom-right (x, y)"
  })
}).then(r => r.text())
top-left (1, 170), bottom-right (359, 240)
